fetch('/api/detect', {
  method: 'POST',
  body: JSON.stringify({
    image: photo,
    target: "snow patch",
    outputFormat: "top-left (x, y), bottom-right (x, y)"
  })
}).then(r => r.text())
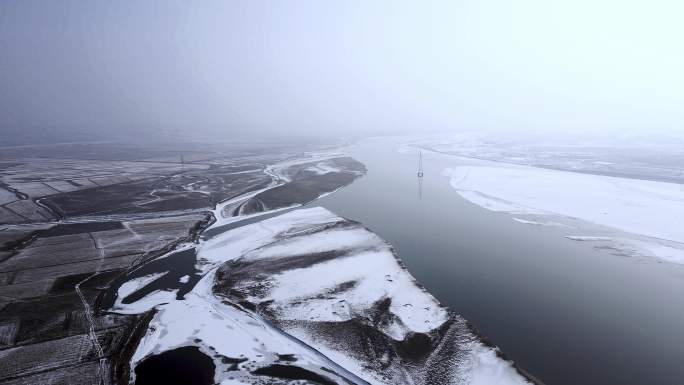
top-left (512, 218), bottom-right (574, 228)
top-left (565, 236), bottom-right (613, 242)
top-left (116, 273), bottom-right (165, 298)
top-left (305, 161), bottom-right (342, 175)
top-left (620, 240), bottom-right (684, 265)
top-left (467, 344), bottom-right (532, 385)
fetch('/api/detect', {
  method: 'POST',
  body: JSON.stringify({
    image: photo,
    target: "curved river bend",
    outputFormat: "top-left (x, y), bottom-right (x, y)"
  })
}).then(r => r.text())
top-left (310, 138), bottom-right (684, 385)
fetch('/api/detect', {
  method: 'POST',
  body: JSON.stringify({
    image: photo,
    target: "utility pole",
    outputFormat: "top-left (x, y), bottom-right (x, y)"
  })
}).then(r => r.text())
top-left (417, 149), bottom-right (424, 200)
top-left (417, 150), bottom-right (424, 178)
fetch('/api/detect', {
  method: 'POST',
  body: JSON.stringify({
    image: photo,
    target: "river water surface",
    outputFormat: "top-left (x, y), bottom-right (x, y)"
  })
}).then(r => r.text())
top-left (311, 138), bottom-right (684, 385)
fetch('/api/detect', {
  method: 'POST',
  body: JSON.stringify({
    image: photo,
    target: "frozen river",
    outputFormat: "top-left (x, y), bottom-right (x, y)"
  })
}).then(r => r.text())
top-left (313, 138), bottom-right (684, 385)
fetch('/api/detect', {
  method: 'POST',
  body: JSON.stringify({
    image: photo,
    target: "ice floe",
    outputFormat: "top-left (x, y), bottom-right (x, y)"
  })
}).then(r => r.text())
top-left (564, 236), bottom-right (684, 266)
top-left (512, 218), bottom-right (574, 228)
top-left (564, 236), bottom-right (613, 242)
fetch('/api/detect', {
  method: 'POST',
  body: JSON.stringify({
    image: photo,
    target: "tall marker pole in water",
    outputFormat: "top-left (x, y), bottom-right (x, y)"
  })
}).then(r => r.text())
top-left (417, 149), bottom-right (424, 200)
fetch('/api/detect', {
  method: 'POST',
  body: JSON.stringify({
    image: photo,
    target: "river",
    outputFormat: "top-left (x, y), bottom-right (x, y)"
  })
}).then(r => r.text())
top-left (310, 138), bottom-right (684, 385)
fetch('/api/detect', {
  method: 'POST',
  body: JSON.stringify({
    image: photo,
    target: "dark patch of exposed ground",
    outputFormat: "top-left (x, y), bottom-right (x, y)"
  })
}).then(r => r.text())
top-left (40, 221), bottom-right (124, 237)
top-left (252, 364), bottom-right (338, 385)
top-left (42, 166), bottom-right (271, 217)
top-left (134, 346), bottom-right (215, 385)
top-left (240, 157), bottom-right (365, 215)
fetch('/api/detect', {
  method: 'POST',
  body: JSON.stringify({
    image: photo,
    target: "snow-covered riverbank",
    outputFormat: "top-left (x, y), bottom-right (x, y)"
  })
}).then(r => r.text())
top-left (441, 161), bottom-right (684, 265)
top-left (113, 207), bottom-right (532, 385)
top-left (106, 151), bottom-right (532, 384)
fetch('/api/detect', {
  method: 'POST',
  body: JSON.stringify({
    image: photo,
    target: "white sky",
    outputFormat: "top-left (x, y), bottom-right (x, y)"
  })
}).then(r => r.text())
top-left (1, 0), bottom-right (683, 143)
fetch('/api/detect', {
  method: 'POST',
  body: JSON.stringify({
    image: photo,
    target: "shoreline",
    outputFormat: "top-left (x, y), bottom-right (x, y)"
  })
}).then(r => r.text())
top-left (106, 152), bottom-right (534, 385)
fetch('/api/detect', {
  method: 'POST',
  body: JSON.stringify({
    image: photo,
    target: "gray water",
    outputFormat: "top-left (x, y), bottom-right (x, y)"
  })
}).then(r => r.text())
top-left (312, 139), bottom-right (684, 385)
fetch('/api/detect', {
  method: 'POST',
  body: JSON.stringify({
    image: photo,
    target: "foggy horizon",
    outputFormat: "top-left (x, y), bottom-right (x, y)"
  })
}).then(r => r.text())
top-left (2, 0), bottom-right (683, 145)
top-left (2, 3), bottom-right (684, 384)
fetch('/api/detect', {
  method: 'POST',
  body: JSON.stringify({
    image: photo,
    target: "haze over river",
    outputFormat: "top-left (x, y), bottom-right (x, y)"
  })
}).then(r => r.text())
top-left (311, 138), bottom-right (684, 385)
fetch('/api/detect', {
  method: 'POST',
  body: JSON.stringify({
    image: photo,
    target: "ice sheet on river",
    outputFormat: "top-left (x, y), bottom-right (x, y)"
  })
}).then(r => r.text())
top-left (443, 164), bottom-right (684, 243)
top-left (442, 164), bottom-right (684, 264)
top-left (112, 207), bottom-right (531, 385)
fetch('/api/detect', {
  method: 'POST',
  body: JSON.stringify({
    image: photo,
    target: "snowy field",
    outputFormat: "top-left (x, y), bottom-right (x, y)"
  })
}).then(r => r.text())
top-left (112, 207), bottom-right (531, 385)
top-left (441, 162), bottom-right (684, 265)
top-left (401, 133), bottom-right (684, 184)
